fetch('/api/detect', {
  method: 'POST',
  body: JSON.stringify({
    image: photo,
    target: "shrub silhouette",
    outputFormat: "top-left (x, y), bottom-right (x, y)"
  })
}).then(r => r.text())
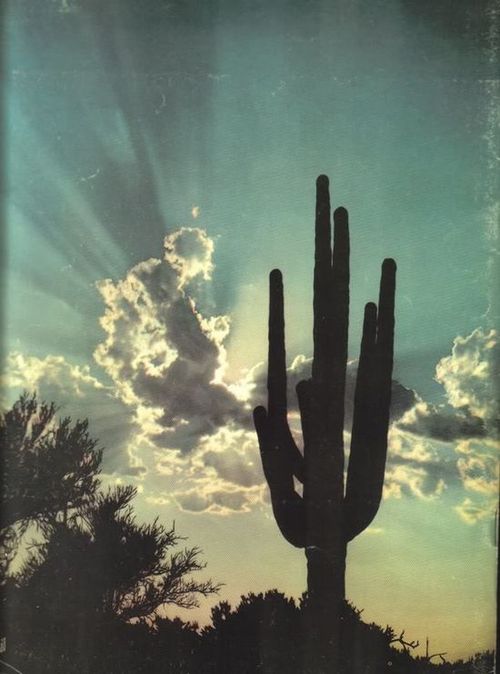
top-left (201, 591), bottom-right (303, 674)
top-left (200, 593), bottom-right (493, 674)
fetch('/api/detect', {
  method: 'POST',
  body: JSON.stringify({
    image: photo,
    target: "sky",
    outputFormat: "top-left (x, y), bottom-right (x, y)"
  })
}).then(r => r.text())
top-left (2, 0), bottom-right (499, 661)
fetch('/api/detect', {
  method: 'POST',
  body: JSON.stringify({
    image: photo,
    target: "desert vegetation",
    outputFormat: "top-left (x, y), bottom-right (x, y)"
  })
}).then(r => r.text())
top-left (0, 394), bottom-right (494, 673)
top-left (253, 175), bottom-right (396, 672)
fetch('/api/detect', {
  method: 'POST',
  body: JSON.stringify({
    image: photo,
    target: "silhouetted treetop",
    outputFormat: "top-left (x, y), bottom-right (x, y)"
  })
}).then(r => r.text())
top-left (1, 392), bottom-right (102, 533)
top-left (15, 484), bottom-right (220, 628)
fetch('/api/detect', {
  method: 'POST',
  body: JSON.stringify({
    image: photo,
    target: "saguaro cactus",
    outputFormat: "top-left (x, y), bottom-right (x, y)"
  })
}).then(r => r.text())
top-left (253, 175), bottom-right (396, 673)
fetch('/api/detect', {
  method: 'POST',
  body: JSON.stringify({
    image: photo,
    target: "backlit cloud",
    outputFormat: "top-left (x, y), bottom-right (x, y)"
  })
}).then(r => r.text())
top-left (435, 328), bottom-right (499, 433)
top-left (163, 227), bottom-right (214, 288)
top-left (249, 355), bottom-right (417, 428)
top-left (385, 328), bottom-right (499, 521)
top-left (384, 427), bottom-right (450, 500)
top-left (173, 484), bottom-right (264, 515)
top-left (455, 439), bottom-right (499, 496)
top-left (3, 227), bottom-right (498, 522)
top-left (94, 229), bottom-right (249, 455)
top-left (397, 399), bottom-right (487, 442)
top-left (0, 351), bottom-right (142, 476)
top-left (454, 497), bottom-right (498, 525)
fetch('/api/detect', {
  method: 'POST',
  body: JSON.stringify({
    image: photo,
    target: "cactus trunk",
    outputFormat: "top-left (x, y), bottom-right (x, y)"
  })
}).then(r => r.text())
top-left (305, 541), bottom-right (346, 672)
top-left (253, 175), bottom-right (396, 673)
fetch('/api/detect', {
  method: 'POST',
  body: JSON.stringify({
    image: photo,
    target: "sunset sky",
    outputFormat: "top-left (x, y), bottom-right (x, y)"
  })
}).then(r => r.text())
top-left (3, 0), bottom-right (499, 660)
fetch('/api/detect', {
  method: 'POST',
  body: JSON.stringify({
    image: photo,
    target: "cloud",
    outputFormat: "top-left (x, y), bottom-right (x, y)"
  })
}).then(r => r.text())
top-left (249, 355), bottom-right (417, 428)
top-left (384, 463), bottom-right (447, 501)
top-left (2, 351), bottom-right (106, 399)
top-left (387, 328), bottom-right (499, 523)
top-left (170, 425), bottom-right (267, 515)
top-left (0, 351), bottom-right (141, 476)
top-left (1, 229), bottom-right (264, 514)
top-left (397, 399), bottom-right (486, 442)
top-left (393, 329), bottom-right (498, 445)
top-left (190, 426), bottom-right (264, 488)
top-left (173, 485), bottom-right (264, 515)
top-left (455, 439), bottom-right (499, 496)
top-left (164, 227), bottom-right (214, 288)
top-left (435, 328), bottom-right (499, 434)
top-left (454, 497), bottom-right (498, 525)
top-left (383, 427), bottom-right (451, 501)
top-left (4, 225), bottom-right (497, 523)
top-left (94, 228), bottom-right (250, 454)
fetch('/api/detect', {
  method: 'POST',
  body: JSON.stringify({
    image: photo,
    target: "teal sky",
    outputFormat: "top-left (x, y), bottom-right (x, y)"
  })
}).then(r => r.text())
top-left (3, 0), bottom-right (499, 660)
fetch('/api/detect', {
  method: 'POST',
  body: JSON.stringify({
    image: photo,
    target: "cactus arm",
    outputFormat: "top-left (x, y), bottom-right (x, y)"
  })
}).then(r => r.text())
top-left (267, 269), bottom-right (287, 421)
top-left (266, 268), bottom-right (305, 482)
top-left (253, 269), bottom-right (306, 548)
top-left (344, 259), bottom-right (396, 541)
top-left (330, 206), bottom-right (350, 387)
top-left (253, 405), bottom-right (306, 547)
top-left (329, 205), bottom-right (350, 461)
top-left (312, 175), bottom-right (332, 385)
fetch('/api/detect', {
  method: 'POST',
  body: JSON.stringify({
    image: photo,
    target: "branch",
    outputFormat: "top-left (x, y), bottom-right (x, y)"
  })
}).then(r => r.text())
top-left (428, 652), bottom-right (447, 663)
top-left (389, 630), bottom-right (419, 652)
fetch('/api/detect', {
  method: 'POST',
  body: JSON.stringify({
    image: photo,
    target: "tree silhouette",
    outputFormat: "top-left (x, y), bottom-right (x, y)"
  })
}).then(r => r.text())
top-left (0, 392), bottom-right (102, 536)
top-left (1, 395), bottom-right (219, 673)
top-left (253, 175), bottom-right (396, 672)
top-left (0, 392), bottom-right (103, 652)
top-left (8, 484), bottom-right (219, 672)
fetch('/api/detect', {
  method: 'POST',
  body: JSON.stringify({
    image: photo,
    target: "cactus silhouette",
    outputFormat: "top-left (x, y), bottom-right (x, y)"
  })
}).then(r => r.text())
top-left (253, 175), bottom-right (396, 673)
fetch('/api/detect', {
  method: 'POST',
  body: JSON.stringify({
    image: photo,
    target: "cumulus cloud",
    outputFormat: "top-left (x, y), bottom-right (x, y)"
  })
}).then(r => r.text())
top-left (174, 484), bottom-right (264, 515)
top-left (94, 228), bottom-right (250, 454)
top-left (1, 228), bottom-right (263, 514)
top-left (454, 497), bottom-right (498, 525)
top-left (170, 425), bottom-right (266, 515)
top-left (249, 355), bottom-right (417, 428)
top-left (2, 351), bottom-right (106, 399)
top-left (435, 328), bottom-right (499, 434)
top-left (163, 227), bottom-right (214, 288)
top-left (386, 328), bottom-right (499, 523)
top-left (0, 351), bottom-right (143, 476)
top-left (455, 439), bottom-right (499, 496)
top-left (397, 399), bottom-right (487, 442)
top-left (384, 463), bottom-right (447, 501)
top-left (4, 225), bottom-right (497, 523)
top-left (189, 426), bottom-right (263, 488)
top-left (394, 329), bottom-right (498, 445)
top-left (382, 427), bottom-right (452, 501)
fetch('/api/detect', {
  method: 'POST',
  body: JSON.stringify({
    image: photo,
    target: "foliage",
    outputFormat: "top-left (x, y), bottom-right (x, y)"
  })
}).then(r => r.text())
top-left (1, 394), bottom-right (493, 674)
top-left (200, 593), bottom-right (493, 674)
top-left (1, 393), bottom-right (219, 674)
top-left (6, 484), bottom-right (219, 671)
top-left (0, 392), bottom-right (102, 534)
top-left (201, 590), bottom-right (303, 674)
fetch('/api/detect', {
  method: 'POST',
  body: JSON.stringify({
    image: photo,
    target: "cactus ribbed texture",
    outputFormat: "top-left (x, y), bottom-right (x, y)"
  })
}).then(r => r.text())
top-left (253, 175), bottom-right (396, 673)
